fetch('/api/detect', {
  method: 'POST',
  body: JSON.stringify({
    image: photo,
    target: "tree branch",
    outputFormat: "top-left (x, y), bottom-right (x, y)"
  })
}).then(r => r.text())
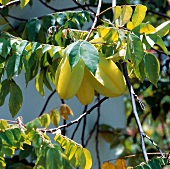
top-left (85, 0), bottom-right (102, 41)
top-left (0, 0), bottom-right (20, 9)
top-left (39, 90), bottom-right (56, 117)
top-left (122, 62), bottom-right (149, 162)
top-left (49, 97), bottom-right (108, 133)
top-left (96, 94), bottom-right (101, 168)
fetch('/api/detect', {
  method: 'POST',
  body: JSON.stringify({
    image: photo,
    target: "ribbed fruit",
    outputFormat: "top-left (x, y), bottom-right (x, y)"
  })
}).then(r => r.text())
top-left (76, 68), bottom-right (94, 105)
top-left (55, 56), bottom-right (85, 99)
top-left (86, 56), bottom-right (126, 97)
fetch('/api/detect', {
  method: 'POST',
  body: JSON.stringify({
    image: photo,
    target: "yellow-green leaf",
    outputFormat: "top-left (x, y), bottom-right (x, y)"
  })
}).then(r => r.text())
top-left (20, 0), bottom-right (31, 9)
top-left (80, 148), bottom-right (92, 169)
top-left (50, 109), bottom-right (60, 127)
top-left (113, 6), bottom-right (122, 21)
top-left (35, 70), bottom-right (45, 96)
top-left (40, 114), bottom-right (51, 128)
top-left (0, 120), bottom-right (8, 132)
top-left (139, 23), bottom-right (156, 34)
top-left (102, 162), bottom-right (116, 169)
top-left (130, 5), bottom-right (147, 29)
top-left (119, 5), bottom-right (132, 26)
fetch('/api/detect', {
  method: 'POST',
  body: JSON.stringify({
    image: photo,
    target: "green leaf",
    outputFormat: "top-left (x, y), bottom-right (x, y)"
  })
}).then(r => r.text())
top-left (80, 148), bottom-right (92, 169)
top-left (50, 109), bottom-right (60, 127)
top-left (40, 114), bottom-right (51, 128)
top-left (65, 41), bottom-right (99, 74)
top-left (56, 12), bottom-right (67, 26)
top-left (46, 146), bottom-right (62, 169)
top-left (6, 54), bottom-right (22, 79)
top-left (155, 20), bottom-right (170, 37)
top-left (26, 118), bottom-right (40, 132)
top-left (130, 33), bottom-right (144, 65)
top-left (124, 33), bottom-right (132, 60)
top-left (134, 59), bottom-right (146, 82)
top-left (19, 144), bottom-right (33, 160)
top-left (148, 159), bottom-right (162, 169)
top-left (0, 79), bottom-right (10, 106)
top-left (127, 5), bottom-right (147, 29)
top-left (35, 70), bottom-right (45, 96)
top-left (0, 38), bottom-right (11, 58)
top-left (113, 6), bottom-right (122, 21)
top-left (27, 18), bottom-right (41, 41)
top-left (20, 0), bottom-right (31, 8)
top-left (42, 14), bottom-right (55, 31)
top-left (0, 130), bottom-right (14, 145)
top-left (119, 5), bottom-right (132, 26)
top-left (144, 53), bottom-right (160, 86)
top-left (9, 81), bottom-right (23, 117)
top-left (11, 128), bottom-right (21, 142)
top-left (156, 35), bottom-right (168, 54)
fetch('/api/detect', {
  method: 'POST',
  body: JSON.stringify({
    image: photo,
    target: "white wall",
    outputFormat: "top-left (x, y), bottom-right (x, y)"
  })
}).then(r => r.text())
top-left (0, 0), bottom-right (126, 168)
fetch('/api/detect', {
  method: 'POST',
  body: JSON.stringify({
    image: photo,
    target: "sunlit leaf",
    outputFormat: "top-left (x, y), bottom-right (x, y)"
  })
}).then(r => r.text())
top-left (0, 120), bottom-right (8, 132)
top-left (119, 5), bottom-right (132, 26)
top-left (9, 81), bottom-right (23, 117)
top-left (20, 0), bottom-right (30, 8)
top-left (79, 148), bottom-right (92, 169)
top-left (35, 70), bottom-right (45, 96)
top-left (139, 23), bottom-right (156, 34)
top-left (134, 59), bottom-right (145, 82)
top-left (113, 6), bottom-right (122, 21)
top-left (155, 20), bottom-right (170, 37)
top-left (127, 5), bottom-right (147, 29)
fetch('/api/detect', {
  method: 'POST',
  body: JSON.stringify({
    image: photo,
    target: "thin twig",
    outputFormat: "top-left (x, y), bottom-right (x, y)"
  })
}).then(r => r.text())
top-left (122, 62), bottom-right (149, 162)
top-left (39, 90), bottom-right (56, 117)
top-left (85, 0), bottom-right (102, 41)
top-left (96, 94), bottom-right (101, 168)
top-left (49, 97), bottom-right (108, 133)
top-left (106, 152), bottom-right (167, 162)
top-left (81, 105), bottom-right (88, 147)
top-left (61, 99), bottom-right (66, 136)
top-left (147, 9), bottom-right (170, 19)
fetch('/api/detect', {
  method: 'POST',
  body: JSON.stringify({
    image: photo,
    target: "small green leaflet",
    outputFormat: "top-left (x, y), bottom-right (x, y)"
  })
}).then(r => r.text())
top-left (0, 79), bottom-right (10, 106)
top-left (40, 114), bottom-right (50, 128)
top-left (64, 41), bottom-right (99, 74)
top-left (144, 53), bottom-right (160, 87)
top-left (46, 146), bottom-right (62, 169)
top-left (9, 81), bottom-right (23, 117)
top-left (130, 33), bottom-right (144, 65)
top-left (80, 148), bottom-right (92, 169)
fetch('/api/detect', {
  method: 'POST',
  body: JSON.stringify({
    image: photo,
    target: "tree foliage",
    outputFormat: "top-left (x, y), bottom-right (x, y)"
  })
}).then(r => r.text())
top-left (0, 0), bottom-right (169, 168)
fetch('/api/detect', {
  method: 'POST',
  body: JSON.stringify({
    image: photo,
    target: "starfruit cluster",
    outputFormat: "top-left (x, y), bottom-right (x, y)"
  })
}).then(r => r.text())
top-left (55, 41), bottom-right (126, 105)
